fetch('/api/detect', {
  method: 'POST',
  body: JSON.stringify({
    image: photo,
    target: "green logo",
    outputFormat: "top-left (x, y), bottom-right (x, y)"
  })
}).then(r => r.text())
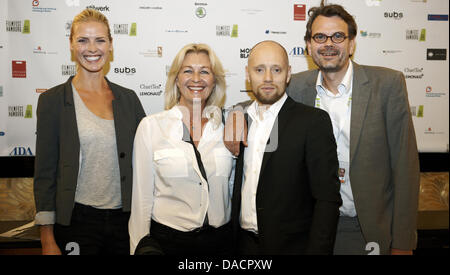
top-left (417, 105), bottom-right (424, 118)
top-left (231, 24), bottom-right (238, 38)
top-left (25, 105), bottom-right (33, 118)
top-left (196, 7), bottom-right (206, 18)
top-left (419, 29), bottom-right (426, 42)
top-left (130, 23), bottom-right (137, 36)
top-left (23, 20), bottom-right (30, 34)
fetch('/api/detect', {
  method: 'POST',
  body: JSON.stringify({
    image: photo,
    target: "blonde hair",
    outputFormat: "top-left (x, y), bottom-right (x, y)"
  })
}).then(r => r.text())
top-left (69, 9), bottom-right (112, 42)
top-left (165, 43), bottom-right (227, 127)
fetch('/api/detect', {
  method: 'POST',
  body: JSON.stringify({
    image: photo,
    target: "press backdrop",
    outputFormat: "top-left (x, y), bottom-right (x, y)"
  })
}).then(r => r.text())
top-left (0, 0), bottom-right (448, 156)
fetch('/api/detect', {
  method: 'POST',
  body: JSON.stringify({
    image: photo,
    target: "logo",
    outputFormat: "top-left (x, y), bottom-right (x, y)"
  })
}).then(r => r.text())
top-left (113, 23), bottom-right (137, 36)
top-left (32, 0), bottom-right (57, 13)
top-left (360, 31), bottom-right (381, 38)
top-left (6, 20), bottom-right (30, 33)
top-left (86, 5), bottom-right (110, 12)
top-left (240, 8), bottom-right (263, 15)
top-left (114, 67), bottom-right (136, 75)
top-left (139, 47), bottom-right (163, 58)
top-left (425, 86), bottom-right (446, 98)
top-left (406, 29), bottom-right (426, 41)
top-left (9, 147), bottom-right (34, 156)
top-left (382, 50), bottom-right (402, 54)
top-left (384, 11), bottom-right (403, 19)
top-left (139, 83), bottom-right (163, 96)
top-left (404, 67), bottom-right (424, 79)
top-left (294, 4), bottom-right (306, 21)
top-left (196, 7), bottom-right (206, 18)
top-left (8, 105), bottom-right (32, 118)
top-left (165, 29), bottom-right (188, 34)
top-left (424, 127), bottom-right (445, 135)
top-left (216, 25), bottom-right (238, 37)
top-left (0, 132), bottom-right (5, 137)
top-left (62, 64), bottom-right (76, 76)
top-left (240, 48), bottom-right (250, 59)
top-left (428, 14), bottom-right (448, 21)
top-left (289, 47), bottom-right (307, 57)
top-left (65, 0), bottom-right (80, 7)
top-left (139, 6), bottom-right (163, 10)
top-left (33, 46), bottom-right (57, 55)
top-left (427, 49), bottom-right (447, 60)
top-left (265, 30), bottom-right (287, 35)
top-left (195, 3), bottom-right (207, 18)
top-left (12, 61), bottom-right (27, 78)
top-left (65, 20), bottom-right (73, 37)
top-left (366, 0), bottom-right (382, 6)
top-left (410, 105), bottom-right (424, 118)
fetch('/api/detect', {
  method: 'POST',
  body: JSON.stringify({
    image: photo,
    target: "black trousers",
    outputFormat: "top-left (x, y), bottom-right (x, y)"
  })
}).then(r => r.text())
top-left (237, 228), bottom-right (260, 255)
top-left (150, 220), bottom-right (233, 256)
top-left (54, 203), bottom-right (130, 255)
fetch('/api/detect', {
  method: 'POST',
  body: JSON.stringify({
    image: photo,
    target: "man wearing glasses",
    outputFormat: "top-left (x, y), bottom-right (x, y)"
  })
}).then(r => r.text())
top-left (286, 2), bottom-right (420, 255)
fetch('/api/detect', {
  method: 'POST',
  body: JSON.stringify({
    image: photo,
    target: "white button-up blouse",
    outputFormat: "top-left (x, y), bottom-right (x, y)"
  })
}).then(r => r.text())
top-left (128, 106), bottom-right (235, 254)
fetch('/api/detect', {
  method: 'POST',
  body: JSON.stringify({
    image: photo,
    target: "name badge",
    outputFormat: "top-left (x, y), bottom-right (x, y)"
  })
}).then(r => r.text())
top-left (338, 161), bottom-right (349, 184)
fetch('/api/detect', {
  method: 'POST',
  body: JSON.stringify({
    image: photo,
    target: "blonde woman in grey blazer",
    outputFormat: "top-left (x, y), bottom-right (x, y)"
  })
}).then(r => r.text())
top-left (33, 9), bottom-right (145, 255)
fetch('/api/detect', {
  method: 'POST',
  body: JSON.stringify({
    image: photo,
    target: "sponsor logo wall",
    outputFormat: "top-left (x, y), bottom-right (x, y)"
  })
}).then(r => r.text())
top-left (0, 0), bottom-right (448, 155)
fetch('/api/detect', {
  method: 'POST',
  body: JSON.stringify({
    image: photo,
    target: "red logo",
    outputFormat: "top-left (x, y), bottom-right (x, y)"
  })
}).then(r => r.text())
top-left (294, 4), bottom-right (306, 21)
top-left (32, 0), bottom-right (39, 7)
top-left (426, 86), bottom-right (432, 93)
top-left (12, 61), bottom-right (27, 78)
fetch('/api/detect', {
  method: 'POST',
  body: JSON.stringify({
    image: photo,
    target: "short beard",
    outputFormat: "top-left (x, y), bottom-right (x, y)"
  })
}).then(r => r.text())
top-left (254, 89), bottom-right (284, 105)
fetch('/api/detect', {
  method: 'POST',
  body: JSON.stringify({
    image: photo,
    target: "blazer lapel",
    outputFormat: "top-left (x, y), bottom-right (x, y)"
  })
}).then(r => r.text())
top-left (62, 76), bottom-right (81, 182)
top-left (349, 62), bottom-right (371, 164)
top-left (302, 71), bottom-right (319, 107)
top-left (259, 97), bottom-right (295, 177)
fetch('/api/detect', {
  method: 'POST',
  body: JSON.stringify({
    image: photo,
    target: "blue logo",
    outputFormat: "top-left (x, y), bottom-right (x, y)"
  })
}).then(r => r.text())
top-left (428, 14), bottom-right (448, 21)
top-left (0, 131), bottom-right (5, 136)
top-left (9, 147), bottom-right (33, 156)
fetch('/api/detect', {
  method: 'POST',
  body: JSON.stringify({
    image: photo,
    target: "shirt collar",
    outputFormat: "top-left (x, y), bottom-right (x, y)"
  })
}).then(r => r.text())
top-left (316, 61), bottom-right (353, 97)
top-left (248, 92), bottom-right (287, 121)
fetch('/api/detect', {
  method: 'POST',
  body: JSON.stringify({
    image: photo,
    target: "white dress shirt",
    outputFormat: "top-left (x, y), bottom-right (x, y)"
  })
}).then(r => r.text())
top-left (240, 93), bottom-right (287, 233)
top-left (128, 106), bottom-right (235, 254)
top-left (315, 62), bottom-right (356, 217)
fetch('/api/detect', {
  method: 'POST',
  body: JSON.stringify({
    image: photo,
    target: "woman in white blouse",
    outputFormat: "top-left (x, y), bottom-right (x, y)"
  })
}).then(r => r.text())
top-left (129, 43), bottom-right (235, 255)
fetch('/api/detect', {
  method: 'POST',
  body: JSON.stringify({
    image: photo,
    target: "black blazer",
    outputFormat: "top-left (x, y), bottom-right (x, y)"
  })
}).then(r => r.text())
top-left (34, 76), bottom-right (146, 226)
top-left (231, 96), bottom-right (342, 254)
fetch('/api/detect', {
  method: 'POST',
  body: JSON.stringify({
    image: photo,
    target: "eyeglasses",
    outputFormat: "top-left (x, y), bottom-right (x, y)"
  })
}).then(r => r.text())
top-left (312, 32), bottom-right (348, 44)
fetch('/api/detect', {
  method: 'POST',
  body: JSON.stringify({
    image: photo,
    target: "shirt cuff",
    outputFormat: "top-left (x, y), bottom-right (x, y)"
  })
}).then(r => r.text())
top-left (35, 211), bottom-right (55, 225)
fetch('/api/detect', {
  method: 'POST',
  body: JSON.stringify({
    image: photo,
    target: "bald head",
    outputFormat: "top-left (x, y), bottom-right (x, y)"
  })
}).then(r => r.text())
top-left (248, 40), bottom-right (289, 67)
top-left (246, 40), bottom-right (291, 106)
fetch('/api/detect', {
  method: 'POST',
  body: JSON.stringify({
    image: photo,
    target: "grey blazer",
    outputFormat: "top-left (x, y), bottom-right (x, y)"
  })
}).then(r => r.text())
top-left (34, 76), bottom-right (146, 226)
top-left (286, 62), bottom-right (420, 254)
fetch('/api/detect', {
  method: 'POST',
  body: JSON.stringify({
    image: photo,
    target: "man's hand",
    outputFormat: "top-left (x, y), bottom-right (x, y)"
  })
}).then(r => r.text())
top-left (224, 109), bottom-right (248, 156)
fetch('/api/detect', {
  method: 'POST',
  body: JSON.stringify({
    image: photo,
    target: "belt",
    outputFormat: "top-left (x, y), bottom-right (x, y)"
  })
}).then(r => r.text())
top-left (73, 203), bottom-right (126, 217)
top-left (151, 220), bottom-right (229, 237)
